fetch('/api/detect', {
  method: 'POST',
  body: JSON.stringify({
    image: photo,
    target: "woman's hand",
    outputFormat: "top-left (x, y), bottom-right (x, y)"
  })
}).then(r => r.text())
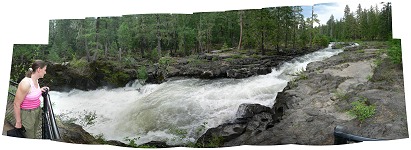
top-left (15, 121), bottom-right (22, 128)
top-left (41, 86), bottom-right (50, 92)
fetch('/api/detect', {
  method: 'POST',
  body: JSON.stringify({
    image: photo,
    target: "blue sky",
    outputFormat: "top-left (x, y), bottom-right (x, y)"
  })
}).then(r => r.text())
top-left (301, 1), bottom-right (385, 26)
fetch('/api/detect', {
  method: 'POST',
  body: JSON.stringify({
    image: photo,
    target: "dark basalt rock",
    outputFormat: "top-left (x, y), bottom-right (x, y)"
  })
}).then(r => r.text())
top-left (196, 103), bottom-right (279, 147)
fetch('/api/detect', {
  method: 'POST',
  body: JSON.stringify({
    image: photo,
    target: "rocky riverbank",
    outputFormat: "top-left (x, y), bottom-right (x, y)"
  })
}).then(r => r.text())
top-left (197, 42), bottom-right (408, 146)
top-left (41, 47), bottom-right (323, 91)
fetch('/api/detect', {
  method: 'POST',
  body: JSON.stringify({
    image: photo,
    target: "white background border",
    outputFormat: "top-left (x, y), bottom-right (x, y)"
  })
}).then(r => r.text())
top-left (0, 0), bottom-right (408, 149)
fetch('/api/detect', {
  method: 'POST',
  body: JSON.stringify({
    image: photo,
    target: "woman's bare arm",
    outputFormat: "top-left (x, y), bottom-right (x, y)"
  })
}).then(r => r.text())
top-left (13, 79), bottom-right (30, 128)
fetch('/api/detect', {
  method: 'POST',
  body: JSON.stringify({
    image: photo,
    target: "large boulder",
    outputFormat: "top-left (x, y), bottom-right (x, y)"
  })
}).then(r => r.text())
top-left (196, 103), bottom-right (278, 147)
top-left (57, 121), bottom-right (99, 144)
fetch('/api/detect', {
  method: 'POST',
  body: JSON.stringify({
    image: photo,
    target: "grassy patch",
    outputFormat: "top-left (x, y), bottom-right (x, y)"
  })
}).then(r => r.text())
top-left (189, 135), bottom-right (224, 148)
top-left (187, 55), bottom-right (206, 66)
top-left (159, 56), bottom-right (177, 66)
top-left (356, 49), bottom-right (365, 53)
top-left (232, 54), bottom-right (245, 59)
top-left (287, 69), bottom-right (308, 89)
top-left (366, 74), bottom-right (373, 81)
top-left (334, 90), bottom-right (350, 101)
top-left (251, 54), bottom-right (261, 59)
top-left (224, 58), bottom-right (234, 62)
top-left (373, 58), bottom-right (382, 68)
top-left (221, 42), bottom-right (229, 51)
top-left (370, 58), bottom-right (396, 83)
top-left (291, 68), bottom-right (308, 81)
top-left (348, 97), bottom-right (376, 123)
top-left (288, 80), bottom-right (298, 89)
top-left (340, 53), bottom-right (350, 63)
top-left (334, 43), bottom-right (344, 49)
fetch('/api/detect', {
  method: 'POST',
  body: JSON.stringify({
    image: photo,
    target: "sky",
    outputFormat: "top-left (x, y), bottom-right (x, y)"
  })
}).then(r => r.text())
top-left (301, 1), bottom-right (385, 26)
top-left (0, 0), bottom-right (409, 150)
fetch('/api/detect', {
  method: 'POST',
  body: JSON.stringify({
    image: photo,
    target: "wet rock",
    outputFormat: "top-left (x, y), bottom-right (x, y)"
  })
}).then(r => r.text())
top-left (197, 103), bottom-right (278, 146)
top-left (235, 103), bottom-right (273, 119)
top-left (140, 141), bottom-right (170, 148)
top-left (57, 122), bottom-right (98, 144)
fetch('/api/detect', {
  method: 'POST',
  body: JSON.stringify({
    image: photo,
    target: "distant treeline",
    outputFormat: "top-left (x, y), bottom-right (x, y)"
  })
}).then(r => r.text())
top-left (11, 3), bottom-right (392, 79)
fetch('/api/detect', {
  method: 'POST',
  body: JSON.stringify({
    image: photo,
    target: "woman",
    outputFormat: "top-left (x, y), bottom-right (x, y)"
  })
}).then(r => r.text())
top-left (13, 60), bottom-right (49, 138)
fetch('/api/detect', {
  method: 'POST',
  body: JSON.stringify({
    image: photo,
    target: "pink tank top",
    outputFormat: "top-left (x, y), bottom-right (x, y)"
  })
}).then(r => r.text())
top-left (20, 78), bottom-right (41, 109)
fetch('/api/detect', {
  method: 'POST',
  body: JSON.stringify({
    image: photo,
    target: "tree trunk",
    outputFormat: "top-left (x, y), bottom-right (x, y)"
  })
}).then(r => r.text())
top-left (293, 20), bottom-right (296, 49)
top-left (310, 6), bottom-right (314, 48)
top-left (119, 47), bottom-right (122, 61)
top-left (237, 11), bottom-right (243, 50)
top-left (173, 30), bottom-right (178, 55)
top-left (95, 17), bottom-right (100, 50)
top-left (85, 39), bottom-right (90, 62)
top-left (276, 8), bottom-right (280, 52)
top-left (140, 37), bottom-right (145, 58)
top-left (260, 11), bottom-right (265, 55)
top-left (104, 42), bottom-right (108, 58)
top-left (198, 22), bottom-right (203, 53)
top-left (92, 50), bottom-right (98, 62)
top-left (156, 14), bottom-right (162, 57)
top-left (285, 21), bottom-right (289, 49)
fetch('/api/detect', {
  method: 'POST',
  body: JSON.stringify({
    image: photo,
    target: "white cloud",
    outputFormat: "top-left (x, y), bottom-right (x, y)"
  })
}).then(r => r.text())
top-left (314, 0), bottom-right (385, 26)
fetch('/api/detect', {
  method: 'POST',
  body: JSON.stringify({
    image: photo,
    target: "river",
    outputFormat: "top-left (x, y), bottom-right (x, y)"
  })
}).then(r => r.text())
top-left (51, 44), bottom-right (344, 145)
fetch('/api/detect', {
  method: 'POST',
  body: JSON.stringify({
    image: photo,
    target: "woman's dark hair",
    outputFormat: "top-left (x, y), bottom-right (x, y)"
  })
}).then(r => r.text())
top-left (25, 60), bottom-right (47, 78)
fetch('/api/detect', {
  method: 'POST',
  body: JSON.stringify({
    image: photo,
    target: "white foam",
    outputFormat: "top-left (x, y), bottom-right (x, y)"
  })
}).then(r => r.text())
top-left (51, 46), bottom-right (343, 145)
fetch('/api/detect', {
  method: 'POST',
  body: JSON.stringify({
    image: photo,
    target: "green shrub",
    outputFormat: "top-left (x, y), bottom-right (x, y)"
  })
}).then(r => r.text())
top-left (94, 133), bottom-right (108, 144)
top-left (70, 57), bottom-right (88, 68)
top-left (48, 48), bottom-right (62, 63)
top-left (11, 63), bottom-right (27, 82)
top-left (387, 39), bottom-right (402, 64)
top-left (292, 68), bottom-right (308, 81)
top-left (137, 66), bottom-right (148, 80)
top-left (221, 42), bottom-right (229, 51)
top-left (122, 56), bottom-right (136, 66)
top-left (349, 97), bottom-right (376, 123)
top-left (80, 110), bottom-right (97, 126)
top-left (334, 43), bottom-right (344, 49)
top-left (313, 35), bottom-right (329, 48)
top-left (104, 71), bottom-right (130, 87)
top-left (124, 137), bottom-right (139, 147)
top-left (193, 135), bottom-right (224, 148)
top-left (159, 56), bottom-right (176, 66)
top-left (149, 49), bottom-right (160, 61)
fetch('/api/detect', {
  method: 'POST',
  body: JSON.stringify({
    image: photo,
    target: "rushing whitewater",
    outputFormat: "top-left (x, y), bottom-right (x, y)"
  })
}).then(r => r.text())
top-left (51, 44), bottom-right (343, 145)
